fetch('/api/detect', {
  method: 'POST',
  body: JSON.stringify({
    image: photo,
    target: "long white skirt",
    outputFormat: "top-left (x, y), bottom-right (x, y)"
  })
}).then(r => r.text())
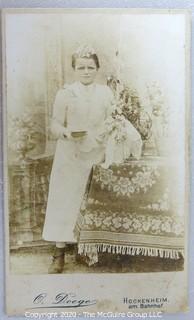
top-left (42, 139), bottom-right (104, 242)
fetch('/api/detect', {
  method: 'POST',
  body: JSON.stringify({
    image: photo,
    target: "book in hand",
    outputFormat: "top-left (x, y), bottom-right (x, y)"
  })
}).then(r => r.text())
top-left (71, 130), bottom-right (88, 138)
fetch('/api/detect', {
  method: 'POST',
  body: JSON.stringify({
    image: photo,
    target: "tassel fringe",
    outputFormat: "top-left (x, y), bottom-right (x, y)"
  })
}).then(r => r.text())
top-left (78, 243), bottom-right (184, 260)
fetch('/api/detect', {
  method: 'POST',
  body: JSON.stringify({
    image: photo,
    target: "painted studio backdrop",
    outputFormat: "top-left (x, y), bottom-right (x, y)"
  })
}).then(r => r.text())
top-left (5, 12), bottom-right (186, 274)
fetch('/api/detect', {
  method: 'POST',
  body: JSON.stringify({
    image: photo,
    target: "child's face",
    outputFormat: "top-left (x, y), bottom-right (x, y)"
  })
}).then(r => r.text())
top-left (74, 57), bottom-right (98, 85)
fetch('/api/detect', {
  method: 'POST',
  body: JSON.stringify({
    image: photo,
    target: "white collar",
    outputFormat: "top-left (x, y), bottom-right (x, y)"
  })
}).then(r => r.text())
top-left (77, 81), bottom-right (96, 93)
top-left (63, 81), bottom-right (97, 98)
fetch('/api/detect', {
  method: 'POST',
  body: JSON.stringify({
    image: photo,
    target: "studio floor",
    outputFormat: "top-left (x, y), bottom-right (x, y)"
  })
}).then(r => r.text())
top-left (9, 244), bottom-right (184, 275)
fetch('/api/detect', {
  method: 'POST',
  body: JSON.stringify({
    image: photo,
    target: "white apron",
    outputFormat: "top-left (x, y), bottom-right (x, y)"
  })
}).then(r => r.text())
top-left (42, 82), bottom-right (113, 242)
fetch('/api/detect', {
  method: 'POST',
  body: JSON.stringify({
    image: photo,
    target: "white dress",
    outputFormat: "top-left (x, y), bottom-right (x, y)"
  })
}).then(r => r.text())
top-left (42, 81), bottom-right (113, 242)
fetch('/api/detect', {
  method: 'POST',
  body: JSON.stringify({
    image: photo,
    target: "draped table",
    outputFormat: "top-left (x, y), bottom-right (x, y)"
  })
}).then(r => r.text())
top-left (74, 157), bottom-right (184, 265)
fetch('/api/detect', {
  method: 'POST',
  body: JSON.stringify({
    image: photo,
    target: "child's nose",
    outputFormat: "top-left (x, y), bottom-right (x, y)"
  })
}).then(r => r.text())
top-left (84, 67), bottom-right (89, 73)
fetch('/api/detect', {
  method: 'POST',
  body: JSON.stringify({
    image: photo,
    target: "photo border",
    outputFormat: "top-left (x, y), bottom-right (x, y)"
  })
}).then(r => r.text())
top-left (0, 1), bottom-right (193, 320)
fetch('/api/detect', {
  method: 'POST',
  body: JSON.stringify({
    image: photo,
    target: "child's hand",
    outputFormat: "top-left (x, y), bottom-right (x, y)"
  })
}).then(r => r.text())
top-left (62, 128), bottom-right (71, 139)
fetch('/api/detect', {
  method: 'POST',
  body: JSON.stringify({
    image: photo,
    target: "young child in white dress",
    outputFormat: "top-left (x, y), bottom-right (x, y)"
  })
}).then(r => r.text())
top-left (42, 45), bottom-right (114, 273)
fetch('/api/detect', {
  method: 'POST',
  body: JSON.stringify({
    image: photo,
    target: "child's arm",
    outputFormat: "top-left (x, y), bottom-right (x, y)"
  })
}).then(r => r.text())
top-left (51, 88), bottom-right (71, 140)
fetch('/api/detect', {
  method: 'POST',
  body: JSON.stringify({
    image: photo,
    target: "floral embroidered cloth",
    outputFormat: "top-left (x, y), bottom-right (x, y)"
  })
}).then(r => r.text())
top-left (74, 158), bottom-right (184, 265)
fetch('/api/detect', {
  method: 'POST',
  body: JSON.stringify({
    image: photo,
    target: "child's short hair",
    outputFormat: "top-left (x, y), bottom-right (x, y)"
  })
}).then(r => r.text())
top-left (72, 44), bottom-right (100, 69)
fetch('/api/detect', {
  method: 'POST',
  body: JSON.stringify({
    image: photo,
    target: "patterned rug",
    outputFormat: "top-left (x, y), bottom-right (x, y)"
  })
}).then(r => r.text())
top-left (74, 159), bottom-right (184, 265)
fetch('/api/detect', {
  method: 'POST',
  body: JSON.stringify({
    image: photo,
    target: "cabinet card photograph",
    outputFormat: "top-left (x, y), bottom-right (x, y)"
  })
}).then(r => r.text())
top-left (2, 8), bottom-right (190, 316)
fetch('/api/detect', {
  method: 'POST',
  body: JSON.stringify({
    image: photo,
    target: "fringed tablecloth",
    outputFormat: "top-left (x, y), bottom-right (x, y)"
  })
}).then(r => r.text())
top-left (74, 158), bottom-right (184, 265)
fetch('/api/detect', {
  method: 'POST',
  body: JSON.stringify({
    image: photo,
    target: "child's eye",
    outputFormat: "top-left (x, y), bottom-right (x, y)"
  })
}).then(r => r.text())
top-left (76, 66), bottom-right (96, 70)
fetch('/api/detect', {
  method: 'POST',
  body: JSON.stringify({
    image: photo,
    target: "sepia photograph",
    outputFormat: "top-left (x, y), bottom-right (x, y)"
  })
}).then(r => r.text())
top-left (2, 8), bottom-right (190, 315)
